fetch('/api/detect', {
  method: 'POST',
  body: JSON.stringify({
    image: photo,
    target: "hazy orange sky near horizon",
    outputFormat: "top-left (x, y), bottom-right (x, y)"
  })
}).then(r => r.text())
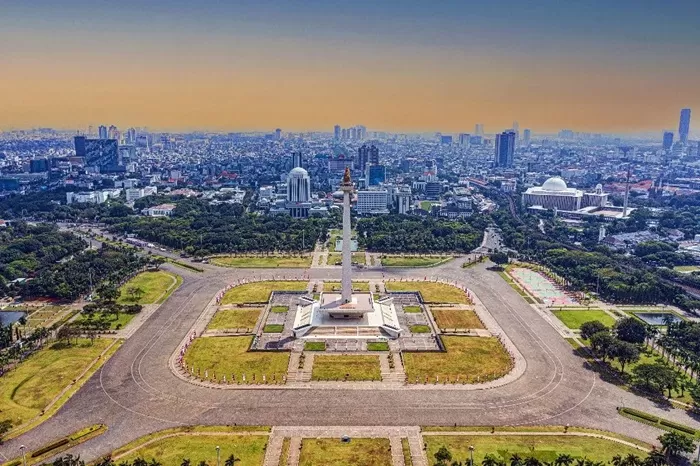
top-left (2, 0), bottom-right (699, 134)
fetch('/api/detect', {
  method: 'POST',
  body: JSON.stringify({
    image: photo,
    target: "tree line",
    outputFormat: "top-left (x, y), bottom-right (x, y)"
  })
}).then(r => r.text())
top-left (356, 214), bottom-right (488, 253)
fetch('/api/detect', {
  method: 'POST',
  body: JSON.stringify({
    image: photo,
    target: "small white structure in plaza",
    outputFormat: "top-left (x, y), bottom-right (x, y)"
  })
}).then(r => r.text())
top-left (293, 167), bottom-right (401, 338)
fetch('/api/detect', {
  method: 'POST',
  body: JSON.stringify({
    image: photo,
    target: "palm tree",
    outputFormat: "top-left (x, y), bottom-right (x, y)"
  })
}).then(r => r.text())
top-left (482, 454), bottom-right (500, 466)
top-left (524, 457), bottom-right (542, 466)
top-left (555, 454), bottom-right (574, 466)
top-left (510, 454), bottom-right (523, 466)
top-left (180, 460), bottom-right (191, 466)
top-left (224, 455), bottom-right (240, 466)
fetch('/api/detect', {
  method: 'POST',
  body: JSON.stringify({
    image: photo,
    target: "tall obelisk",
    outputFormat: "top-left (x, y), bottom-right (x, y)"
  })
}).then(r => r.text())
top-left (340, 166), bottom-right (353, 303)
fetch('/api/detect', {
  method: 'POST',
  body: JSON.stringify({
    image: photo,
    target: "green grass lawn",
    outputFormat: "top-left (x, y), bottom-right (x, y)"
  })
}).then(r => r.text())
top-left (552, 309), bottom-right (615, 329)
top-left (386, 282), bottom-right (470, 304)
top-left (117, 270), bottom-right (181, 305)
top-left (207, 309), bottom-right (261, 330)
top-left (76, 311), bottom-right (135, 330)
top-left (299, 438), bottom-right (392, 466)
top-left (220, 281), bottom-right (308, 304)
top-left (328, 253), bottom-right (342, 265)
top-left (183, 336), bottom-right (289, 383)
top-left (0, 339), bottom-right (114, 428)
top-left (432, 309), bottom-right (484, 329)
top-left (403, 305), bottom-right (422, 313)
top-left (304, 341), bottom-right (326, 351)
top-left (271, 306), bottom-right (289, 313)
top-left (403, 336), bottom-right (512, 383)
top-left (367, 342), bottom-right (390, 351)
top-left (424, 435), bottom-right (645, 463)
top-left (380, 256), bottom-right (451, 267)
top-left (420, 201), bottom-right (434, 211)
top-left (263, 324), bottom-right (284, 333)
top-left (410, 325), bottom-right (431, 333)
top-left (211, 255), bottom-right (311, 268)
top-left (352, 252), bottom-right (366, 265)
top-left (325, 281), bottom-right (371, 292)
top-left (311, 355), bottom-right (382, 381)
top-left (118, 433), bottom-right (268, 465)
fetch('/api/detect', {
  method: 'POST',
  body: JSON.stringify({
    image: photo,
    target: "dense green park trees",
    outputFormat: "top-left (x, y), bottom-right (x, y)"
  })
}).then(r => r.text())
top-left (109, 198), bottom-right (331, 255)
top-left (356, 215), bottom-right (487, 253)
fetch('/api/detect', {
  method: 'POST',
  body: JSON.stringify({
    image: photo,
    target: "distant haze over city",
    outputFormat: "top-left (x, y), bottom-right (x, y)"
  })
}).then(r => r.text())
top-left (1, 0), bottom-right (699, 133)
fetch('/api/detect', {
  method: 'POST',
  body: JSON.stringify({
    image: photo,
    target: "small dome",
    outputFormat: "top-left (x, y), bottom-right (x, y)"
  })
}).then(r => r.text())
top-left (288, 167), bottom-right (308, 177)
top-left (541, 176), bottom-right (568, 191)
top-left (332, 190), bottom-right (344, 199)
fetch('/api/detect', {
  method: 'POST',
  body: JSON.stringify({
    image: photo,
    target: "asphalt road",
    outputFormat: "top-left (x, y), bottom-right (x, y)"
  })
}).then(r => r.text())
top-left (2, 259), bottom-right (698, 462)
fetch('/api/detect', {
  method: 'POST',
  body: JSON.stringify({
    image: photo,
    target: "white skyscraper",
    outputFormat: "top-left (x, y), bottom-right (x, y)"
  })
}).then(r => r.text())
top-left (286, 167), bottom-right (311, 218)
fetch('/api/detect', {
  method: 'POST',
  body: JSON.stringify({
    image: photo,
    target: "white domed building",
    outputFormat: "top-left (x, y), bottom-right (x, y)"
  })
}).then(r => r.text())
top-left (286, 167), bottom-right (311, 218)
top-left (522, 176), bottom-right (584, 211)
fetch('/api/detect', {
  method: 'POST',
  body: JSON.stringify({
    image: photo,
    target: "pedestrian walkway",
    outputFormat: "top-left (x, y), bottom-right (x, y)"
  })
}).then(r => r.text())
top-left (263, 435), bottom-right (285, 466)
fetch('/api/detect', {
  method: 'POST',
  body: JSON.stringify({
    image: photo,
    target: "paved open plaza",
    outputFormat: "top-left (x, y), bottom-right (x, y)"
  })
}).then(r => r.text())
top-left (1, 258), bottom-right (699, 463)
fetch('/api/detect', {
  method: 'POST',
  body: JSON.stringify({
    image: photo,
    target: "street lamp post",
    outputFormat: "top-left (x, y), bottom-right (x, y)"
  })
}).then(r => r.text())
top-left (469, 445), bottom-right (474, 466)
top-left (216, 445), bottom-right (220, 466)
top-left (20, 445), bottom-right (26, 466)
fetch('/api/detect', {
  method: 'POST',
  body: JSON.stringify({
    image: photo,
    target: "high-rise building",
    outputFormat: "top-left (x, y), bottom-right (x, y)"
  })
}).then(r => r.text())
top-left (275, 128), bottom-right (282, 140)
top-left (350, 127), bottom-right (358, 140)
top-left (523, 129), bottom-right (532, 146)
top-left (440, 135), bottom-right (453, 145)
top-left (369, 145), bottom-right (379, 165)
top-left (98, 125), bottom-right (108, 139)
top-left (679, 108), bottom-right (691, 145)
top-left (127, 128), bottom-right (137, 144)
top-left (334, 125), bottom-right (341, 140)
top-left (108, 125), bottom-right (118, 139)
top-left (357, 145), bottom-right (369, 171)
top-left (341, 128), bottom-right (349, 140)
top-left (662, 131), bottom-right (674, 150)
top-left (495, 130), bottom-right (516, 168)
top-left (75, 136), bottom-right (122, 172)
top-left (367, 165), bottom-right (386, 186)
top-left (292, 151), bottom-right (303, 169)
top-left (458, 133), bottom-right (470, 146)
top-left (475, 124), bottom-right (484, 136)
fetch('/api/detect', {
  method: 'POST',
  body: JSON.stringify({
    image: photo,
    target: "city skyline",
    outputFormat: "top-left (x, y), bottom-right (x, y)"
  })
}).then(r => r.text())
top-left (2, 0), bottom-right (700, 134)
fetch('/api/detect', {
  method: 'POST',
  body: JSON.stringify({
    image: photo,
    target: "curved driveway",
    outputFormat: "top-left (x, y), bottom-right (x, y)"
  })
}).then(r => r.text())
top-left (2, 260), bottom-right (697, 461)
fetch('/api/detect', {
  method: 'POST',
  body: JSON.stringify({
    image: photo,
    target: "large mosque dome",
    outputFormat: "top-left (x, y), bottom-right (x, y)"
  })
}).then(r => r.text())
top-left (541, 176), bottom-right (568, 192)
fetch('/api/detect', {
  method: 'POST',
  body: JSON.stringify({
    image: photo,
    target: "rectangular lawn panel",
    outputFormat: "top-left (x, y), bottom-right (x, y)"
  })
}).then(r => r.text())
top-left (118, 434), bottom-right (268, 466)
top-left (221, 281), bottom-right (308, 305)
top-left (211, 255), bottom-right (311, 268)
top-left (311, 355), bottom-right (382, 381)
top-left (403, 306), bottom-right (422, 313)
top-left (553, 310), bottom-right (616, 329)
top-left (403, 336), bottom-right (512, 383)
top-left (424, 434), bottom-right (644, 463)
top-left (299, 438), bottom-right (392, 466)
top-left (263, 324), bottom-right (284, 333)
top-left (367, 342), bottom-right (390, 351)
top-left (207, 309), bottom-right (261, 330)
top-left (381, 256), bottom-right (450, 267)
top-left (271, 306), bottom-right (289, 313)
top-left (117, 270), bottom-right (181, 305)
top-left (0, 338), bottom-right (113, 427)
top-left (410, 325), bottom-right (431, 333)
top-left (386, 282), bottom-right (470, 304)
top-left (304, 341), bottom-right (326, 351)
top-left (432, 309), bottom-right (484, 329)
top-left (352, 252), bottom-right (366, 264)
top-left (183, 336), bottom-right (289, 383)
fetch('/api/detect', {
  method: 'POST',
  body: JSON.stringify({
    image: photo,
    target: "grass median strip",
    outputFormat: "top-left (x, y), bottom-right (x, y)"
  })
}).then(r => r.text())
top-left (117, 270), bottom-right (182, 305)
top-left (211, 255), bottom-right (311, 268)
top-left (207, 309), bottom-right (261, 330)
top-left (552, 309), bottom-right (615, 329)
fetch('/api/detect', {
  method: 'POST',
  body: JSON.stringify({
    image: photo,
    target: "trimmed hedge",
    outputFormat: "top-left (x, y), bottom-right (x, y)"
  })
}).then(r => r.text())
top-left (660, 419), bottom-right (697, 436)
top-left (31, 438), bottom-right (70, 457)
